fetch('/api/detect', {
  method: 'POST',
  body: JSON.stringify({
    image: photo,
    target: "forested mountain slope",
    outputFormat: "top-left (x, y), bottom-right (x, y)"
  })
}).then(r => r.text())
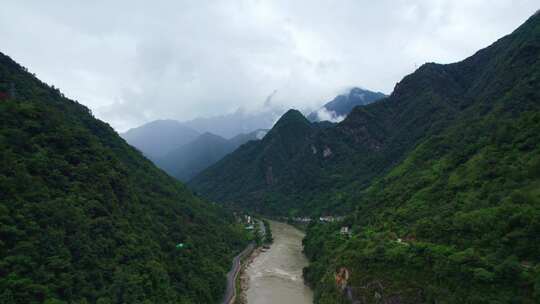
top-left (121, 119), bottom-right (200, 159)
top-left (0, 52), bottom-right (247, 303)
top-left (190, 109), bottom-right (322, 214)
top-left (190, 12), bottom-right (540, 220)
top-left (303, 12), bottom-right (540, 303)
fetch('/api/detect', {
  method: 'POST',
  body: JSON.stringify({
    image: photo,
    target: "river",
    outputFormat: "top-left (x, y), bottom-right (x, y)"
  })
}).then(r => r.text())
top-left (245, 220), bottom-right (313, 304)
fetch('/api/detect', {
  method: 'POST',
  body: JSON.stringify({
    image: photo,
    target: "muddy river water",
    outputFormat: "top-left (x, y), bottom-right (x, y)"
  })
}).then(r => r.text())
top-left (246, 220), bottom-right (313, 304)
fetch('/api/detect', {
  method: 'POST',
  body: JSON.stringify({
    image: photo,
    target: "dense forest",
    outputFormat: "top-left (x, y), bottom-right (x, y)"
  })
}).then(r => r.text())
top-left (193, 12), bottom-right (540, 303)
top-left (0, 52), bottom-right (248, 303)
top-left (303, 12), bottom-right (540, 303)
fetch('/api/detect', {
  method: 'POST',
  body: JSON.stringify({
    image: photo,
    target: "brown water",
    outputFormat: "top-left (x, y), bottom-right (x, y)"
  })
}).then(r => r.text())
top-left (246, 221), bottom-right (313, 304)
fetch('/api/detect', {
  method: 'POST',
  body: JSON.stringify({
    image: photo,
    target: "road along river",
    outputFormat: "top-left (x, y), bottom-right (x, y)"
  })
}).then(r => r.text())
top-left (245, 220), bottom-right (313, 304)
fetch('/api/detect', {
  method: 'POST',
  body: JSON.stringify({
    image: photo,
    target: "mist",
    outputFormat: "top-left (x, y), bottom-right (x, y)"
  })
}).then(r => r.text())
top-left (1, 0), bottom-right (537, 131)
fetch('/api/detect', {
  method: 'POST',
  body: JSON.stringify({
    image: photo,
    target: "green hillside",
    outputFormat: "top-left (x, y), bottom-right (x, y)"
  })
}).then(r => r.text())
top-left (191, 12), bottom-right (540, 220)
top-left (0, 52), bottom-right (247, 303)
top-left (191, 11), bottom-right (540, 303)
top-left (190, 109), bottom-right (321, 215)
top-left (303, 13), bottom-right (540, 303)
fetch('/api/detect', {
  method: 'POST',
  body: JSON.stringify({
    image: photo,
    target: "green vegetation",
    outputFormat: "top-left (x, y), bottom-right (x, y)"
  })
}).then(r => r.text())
top-left (253, 225), bottom-right (263, 247)
top-left (190, 109), bottom-right (321, 215)
top-left (0, 52), bottom-right (248, 303)
top-left (193, 12), bottom-right (540, 303)
top-left (303, 13), bottom-right (540, 303)
top-left (304, 111), bottom-right (540, 302)
top-left (191, 12), bottom-right (540, 222)
top-left (262, 220), bottom-right (273, 244)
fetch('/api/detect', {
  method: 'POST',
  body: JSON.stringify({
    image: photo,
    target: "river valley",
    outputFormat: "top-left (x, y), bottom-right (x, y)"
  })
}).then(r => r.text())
top-left (245, 220), bottom-right (313, 304)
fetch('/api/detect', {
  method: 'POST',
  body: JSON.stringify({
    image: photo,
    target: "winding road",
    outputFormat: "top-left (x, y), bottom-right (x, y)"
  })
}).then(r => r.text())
top-left (222, 242), bottom-right (254, 304)
top-left (221, 219), bottom-right (265, 304)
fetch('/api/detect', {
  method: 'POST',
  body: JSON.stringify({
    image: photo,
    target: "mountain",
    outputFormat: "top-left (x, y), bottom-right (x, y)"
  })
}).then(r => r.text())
top-left (156, 129), bottom-right (267, 181)
top-left (229, 128), bottom-right (268, 145)
top-left (182, 107), bottom-right (282, 139)
top-left (123, 87), bottom-right (383, 166)
top-left (190, 109), bottom-right (321, 214)
top-left (121, 107), bottom-right (280, 160)
top-left (121, 120), bottom-right (199, 159)
top-left (0, 52), bottom-right (247, 303)
top-left (192, 13), bottom-right (540, 302)
top-left (190, 9), bottom-right (540, 217)
top-left (307, 87), bottom-right (387, 122)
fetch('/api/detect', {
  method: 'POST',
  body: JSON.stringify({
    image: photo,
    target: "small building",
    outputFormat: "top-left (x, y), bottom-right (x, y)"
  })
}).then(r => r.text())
top-left (320, 216), bottom-right (335, 222)
top-left (293, 217), bottom-right (312, 223)
top-left (340, 226), bottom-right (351, 236)
top-left (319, 216), bottom-right (345, 223)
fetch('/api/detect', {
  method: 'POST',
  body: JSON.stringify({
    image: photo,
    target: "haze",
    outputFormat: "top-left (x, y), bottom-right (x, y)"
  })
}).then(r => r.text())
top-left (1, 0), bottom-right (537, 131)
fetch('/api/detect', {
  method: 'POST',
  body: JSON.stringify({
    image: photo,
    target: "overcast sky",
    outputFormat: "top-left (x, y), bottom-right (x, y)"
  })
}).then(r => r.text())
top-left (1, 1), bottom-right (538, 131)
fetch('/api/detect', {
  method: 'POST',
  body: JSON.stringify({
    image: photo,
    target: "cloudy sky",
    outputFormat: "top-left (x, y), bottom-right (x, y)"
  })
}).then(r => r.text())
top-left (1, 1), bottom-right (538, 131)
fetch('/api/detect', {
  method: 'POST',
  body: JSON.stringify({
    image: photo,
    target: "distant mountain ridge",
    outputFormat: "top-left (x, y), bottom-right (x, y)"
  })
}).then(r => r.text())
top-left (121, 108), bottom-right (281, 160)
top-left (183, 108), bottom-right (282, 139)
top-left (307, 87), bottom-right (386, 122)
top-left (156, 129), bottom-right (267, 181)
top-left (121, 119), bottom-right (199, 158)
top-left (122, 87), bottom-right (383, 160)
top-left (122, 88), bottom-right (382, 181)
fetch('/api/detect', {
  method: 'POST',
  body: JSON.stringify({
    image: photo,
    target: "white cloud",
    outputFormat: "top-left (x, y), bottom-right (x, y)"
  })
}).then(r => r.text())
top-left (0, 0), bottom-right (537, 131)
top-left (315, 108), bottom-right (345, 123)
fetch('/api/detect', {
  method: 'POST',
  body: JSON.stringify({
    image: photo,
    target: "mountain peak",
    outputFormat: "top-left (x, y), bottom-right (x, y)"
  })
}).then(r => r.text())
top-left (270, 109), bottom-right (311, 134)
top-left (278, 109), bottom-right (308, 122)
top-left (308, 87), bottom-right (387, 122)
